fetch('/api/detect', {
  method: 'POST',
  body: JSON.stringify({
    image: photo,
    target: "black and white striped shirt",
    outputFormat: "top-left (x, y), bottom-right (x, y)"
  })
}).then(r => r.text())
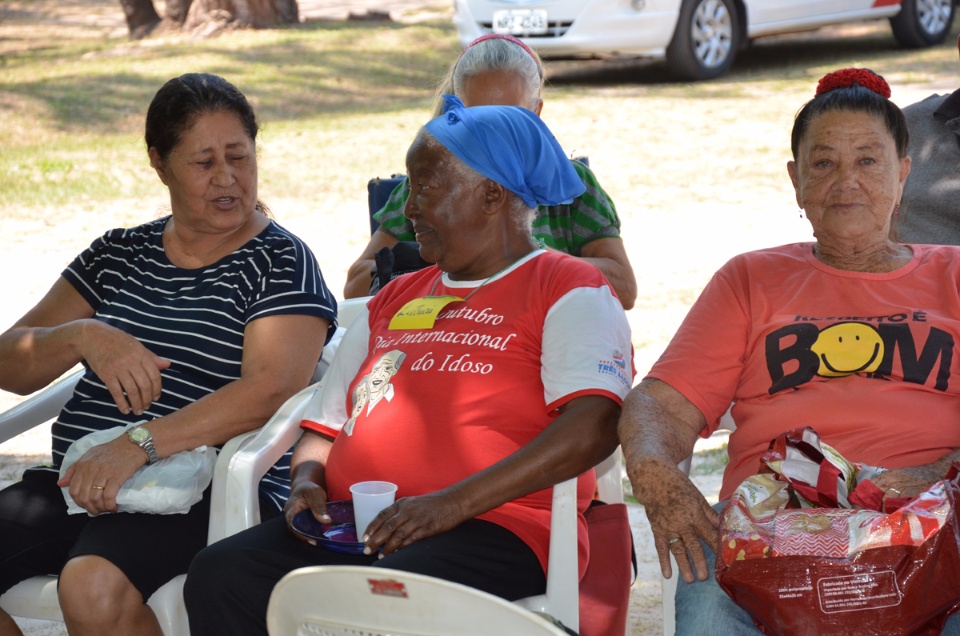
top-left (33, 217), bottom-right (336, 515)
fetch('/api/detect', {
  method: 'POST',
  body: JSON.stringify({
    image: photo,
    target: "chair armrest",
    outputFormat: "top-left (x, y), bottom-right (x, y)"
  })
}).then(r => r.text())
top-left (517, 450), bottom-right (622, 632)
top-left (206, 300), bottom-right (369, 545)
top-left (207, 382), bottom-right (319, 544)
top-left (543, 477), bottom-right (579, 631)
top-left (0, 370), bottom-right (83, 445)
top-left (595, 446), bottom-right (624, 504)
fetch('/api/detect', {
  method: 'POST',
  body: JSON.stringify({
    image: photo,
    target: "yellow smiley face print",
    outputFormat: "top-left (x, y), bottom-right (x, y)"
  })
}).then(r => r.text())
top-left (810, 322), bottom-right (884, 377)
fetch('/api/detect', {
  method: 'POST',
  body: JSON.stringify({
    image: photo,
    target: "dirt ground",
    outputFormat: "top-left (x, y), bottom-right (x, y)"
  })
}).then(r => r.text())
top-left (2, 1), bottom-right (959, 635)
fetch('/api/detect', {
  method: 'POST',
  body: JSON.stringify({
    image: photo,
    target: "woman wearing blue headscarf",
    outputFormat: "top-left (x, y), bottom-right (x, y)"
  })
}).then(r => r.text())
top-left (184, 99), bottom-right (634, 636)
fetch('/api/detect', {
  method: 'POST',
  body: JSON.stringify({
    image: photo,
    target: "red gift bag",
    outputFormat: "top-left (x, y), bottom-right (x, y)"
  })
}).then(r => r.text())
top-left (716, 428), bottom-right (960, 636)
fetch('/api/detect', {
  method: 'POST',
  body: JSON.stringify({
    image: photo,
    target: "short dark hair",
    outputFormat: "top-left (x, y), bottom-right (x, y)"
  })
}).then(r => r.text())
top-left (145, 73), bottom-right (258, 162)
top-left (791, 80), bottom-right (908, 160)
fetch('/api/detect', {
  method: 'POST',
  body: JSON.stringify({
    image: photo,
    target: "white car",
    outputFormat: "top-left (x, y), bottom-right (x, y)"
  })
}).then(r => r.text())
top-left (453, 0), bottom-right (957, 80)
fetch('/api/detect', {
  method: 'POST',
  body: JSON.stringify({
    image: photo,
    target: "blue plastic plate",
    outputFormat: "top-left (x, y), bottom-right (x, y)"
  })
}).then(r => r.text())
top-left (291, 500), bottom-right (365, 554)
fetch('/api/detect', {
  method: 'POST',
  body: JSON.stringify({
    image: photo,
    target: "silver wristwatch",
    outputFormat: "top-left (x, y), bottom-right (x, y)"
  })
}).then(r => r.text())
top-left (127, 425), bottom-right (159, 464)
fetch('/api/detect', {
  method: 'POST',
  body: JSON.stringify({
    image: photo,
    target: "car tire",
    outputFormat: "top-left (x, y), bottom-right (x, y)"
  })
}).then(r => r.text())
top-left (666, 0), bottom-right (741, 81)
top-left (890, 0), bottom-right (955, 48)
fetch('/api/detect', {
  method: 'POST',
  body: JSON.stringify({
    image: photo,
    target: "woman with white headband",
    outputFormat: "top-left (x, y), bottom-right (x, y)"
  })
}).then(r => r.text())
top-left (344, 33), bottom-right (637, 309)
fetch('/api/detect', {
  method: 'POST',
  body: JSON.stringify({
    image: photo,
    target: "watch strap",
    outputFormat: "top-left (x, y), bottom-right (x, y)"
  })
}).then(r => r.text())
top-left (140, 436), bottom-right (159, 464)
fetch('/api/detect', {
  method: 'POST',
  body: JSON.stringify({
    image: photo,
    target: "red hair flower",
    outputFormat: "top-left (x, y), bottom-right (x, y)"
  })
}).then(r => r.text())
top-left (815, 68), bottom-right (891, 98)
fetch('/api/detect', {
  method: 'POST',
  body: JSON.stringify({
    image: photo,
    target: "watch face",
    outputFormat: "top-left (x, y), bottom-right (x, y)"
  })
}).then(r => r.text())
top-left (128, 426), bottom-right (149, 444)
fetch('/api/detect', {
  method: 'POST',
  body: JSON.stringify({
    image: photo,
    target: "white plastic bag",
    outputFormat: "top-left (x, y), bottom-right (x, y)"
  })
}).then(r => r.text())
top-left (59, 426), bottom-right (217, 515)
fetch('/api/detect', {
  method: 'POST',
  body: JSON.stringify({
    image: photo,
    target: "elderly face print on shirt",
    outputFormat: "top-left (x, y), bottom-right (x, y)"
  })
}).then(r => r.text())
top-left (343, 350), bottom-right (407, 436)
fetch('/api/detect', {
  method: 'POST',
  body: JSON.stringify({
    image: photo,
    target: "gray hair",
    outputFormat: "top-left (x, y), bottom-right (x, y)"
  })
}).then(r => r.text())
top-left (431, 37), bottom-right (545, 116)
top-left (506, 196), bottom-right (537, 238)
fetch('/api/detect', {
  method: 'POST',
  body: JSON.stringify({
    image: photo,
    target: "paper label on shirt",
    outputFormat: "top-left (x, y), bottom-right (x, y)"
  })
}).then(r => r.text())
top-left (388, 295), bottom-right (462, 330)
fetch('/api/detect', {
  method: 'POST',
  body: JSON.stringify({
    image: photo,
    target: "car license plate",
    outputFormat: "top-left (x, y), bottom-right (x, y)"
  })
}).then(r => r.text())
top-left (492, 9), bottom-right (548, 36)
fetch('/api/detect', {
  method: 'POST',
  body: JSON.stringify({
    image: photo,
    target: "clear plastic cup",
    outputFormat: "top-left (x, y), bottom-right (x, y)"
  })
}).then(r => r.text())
top-left (349, 481), bottom-right (398, 538)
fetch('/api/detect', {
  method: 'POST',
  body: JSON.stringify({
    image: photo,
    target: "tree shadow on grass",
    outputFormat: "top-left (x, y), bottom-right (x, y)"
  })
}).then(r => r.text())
top-left (0, 18), bottom-right (459, 135)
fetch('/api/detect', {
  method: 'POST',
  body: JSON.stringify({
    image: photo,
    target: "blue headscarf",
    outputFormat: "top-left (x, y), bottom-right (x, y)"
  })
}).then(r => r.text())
top-left (424, 95), bottom-right (585, 209)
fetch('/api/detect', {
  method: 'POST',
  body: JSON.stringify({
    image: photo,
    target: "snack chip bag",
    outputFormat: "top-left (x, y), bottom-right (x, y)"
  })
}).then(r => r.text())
top-left (716, 427), bottom-right (960, 635)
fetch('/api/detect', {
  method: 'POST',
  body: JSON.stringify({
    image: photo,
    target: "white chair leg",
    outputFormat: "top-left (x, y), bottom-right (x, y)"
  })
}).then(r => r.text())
top-left (661, 552), bottom-right (679, 636)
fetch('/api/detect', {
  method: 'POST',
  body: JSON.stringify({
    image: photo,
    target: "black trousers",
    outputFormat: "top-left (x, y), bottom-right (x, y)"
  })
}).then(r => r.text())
top-left (184, 514), bottom-right (547, 636)
top-left (0, 469), bottom-right (211, 601)
top-left (0, 468), bottom-right (278, 602)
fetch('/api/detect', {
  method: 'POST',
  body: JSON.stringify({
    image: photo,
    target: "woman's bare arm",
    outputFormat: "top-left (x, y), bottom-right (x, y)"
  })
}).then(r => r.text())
top-left (363, 394), bottom-right (621, 555)
top-left (0, 277), bottom-right (169, 410)
top-left (619, 378), bottom-right (718, 583)
top-left (61, 313), bottom-right (329, 515)
top-left (343, 230), bottom-right (398, 299)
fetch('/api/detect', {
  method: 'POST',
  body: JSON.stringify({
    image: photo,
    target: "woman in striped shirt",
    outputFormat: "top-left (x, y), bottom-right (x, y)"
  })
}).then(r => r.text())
top-left (0, 73), bottom-right (336, 636)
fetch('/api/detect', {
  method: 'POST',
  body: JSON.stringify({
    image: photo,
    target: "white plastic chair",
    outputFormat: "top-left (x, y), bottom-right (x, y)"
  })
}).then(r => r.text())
top-left (262, 447), bottom-right (625, 635)
top-left (514, 447), bottom-right (626, 633)
top-left (0, 296), bottom-right (370, 634)
top-left (266, 565), bottom-right (571, 636)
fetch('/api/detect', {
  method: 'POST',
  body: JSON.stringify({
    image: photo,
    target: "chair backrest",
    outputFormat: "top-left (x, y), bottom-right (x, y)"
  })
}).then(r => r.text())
top-left (266, 565), bottom-right (570, 636)
top-left (367, 175), bottom-right (405, 236)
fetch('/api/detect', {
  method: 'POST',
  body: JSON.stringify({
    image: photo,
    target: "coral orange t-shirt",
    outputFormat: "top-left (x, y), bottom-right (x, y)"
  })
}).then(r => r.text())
top-left (649, 243), bottom-right (960, 500)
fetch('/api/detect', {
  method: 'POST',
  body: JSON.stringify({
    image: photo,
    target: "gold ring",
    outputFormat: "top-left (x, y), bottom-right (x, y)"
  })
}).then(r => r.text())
top-left (92, 485), bottom-right (105, 490)
top-left (889, 488), bottom-right (901, 495)
top-left (669, 538), bottom-right (682, 545)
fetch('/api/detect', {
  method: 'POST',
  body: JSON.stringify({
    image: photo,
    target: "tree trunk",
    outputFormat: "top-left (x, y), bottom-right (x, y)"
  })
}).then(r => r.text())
top-left (165, 0), bottom-right (194, 25)
top-left (184, 0), bottom-right (298, 32)
top-left (119, 0), bottom-right (297, 38)
top-left (118, 0), bottom-right (162, 38)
